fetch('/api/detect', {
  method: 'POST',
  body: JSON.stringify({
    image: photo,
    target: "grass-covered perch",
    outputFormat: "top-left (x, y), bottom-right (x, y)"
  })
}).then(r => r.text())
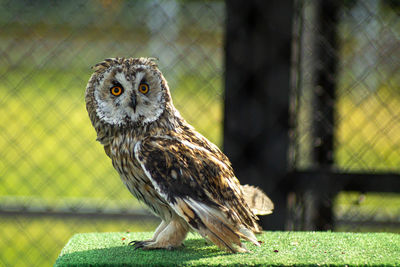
top-left (55, 231), bottom-right (399, 266)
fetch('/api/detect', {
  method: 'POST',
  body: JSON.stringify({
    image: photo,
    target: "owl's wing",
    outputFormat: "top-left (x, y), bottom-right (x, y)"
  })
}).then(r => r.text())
top-left (134, 136), bottom-right (260, 252)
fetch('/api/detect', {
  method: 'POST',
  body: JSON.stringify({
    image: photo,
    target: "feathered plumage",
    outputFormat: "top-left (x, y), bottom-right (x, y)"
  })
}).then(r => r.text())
top-left (85, 57), bottom-right (273, 253)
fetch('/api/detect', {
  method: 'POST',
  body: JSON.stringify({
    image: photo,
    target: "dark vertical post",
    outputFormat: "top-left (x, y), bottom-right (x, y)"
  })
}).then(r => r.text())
top-left (311, 0), bottom-right (340, 230)
top-left (224, 0), bottom-right (293, 230)
top-left (313, 0), bottom-right (339, 167)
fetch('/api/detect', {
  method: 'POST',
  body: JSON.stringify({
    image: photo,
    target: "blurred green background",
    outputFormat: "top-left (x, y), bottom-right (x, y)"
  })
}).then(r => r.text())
top-left (0, 0), bottom-right (399, 266)
top-left (0, 1), bottom-right (224, 266)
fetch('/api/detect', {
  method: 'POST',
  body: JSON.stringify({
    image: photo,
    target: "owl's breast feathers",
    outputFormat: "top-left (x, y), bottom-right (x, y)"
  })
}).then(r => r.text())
top-left (131, 133), bottom-right (267, 251)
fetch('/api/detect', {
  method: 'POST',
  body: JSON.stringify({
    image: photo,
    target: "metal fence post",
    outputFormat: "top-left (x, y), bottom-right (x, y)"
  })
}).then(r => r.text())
top-left (310, 0), bottom-right (340, 230)
top-left (224, 0), bottom-right (293, 230)
top-left (312, 0), bottom-right (339, 167)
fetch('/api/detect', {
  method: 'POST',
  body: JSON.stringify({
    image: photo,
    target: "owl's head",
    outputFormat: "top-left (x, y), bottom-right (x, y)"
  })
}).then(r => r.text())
top-left (85, 57), bottom-right (172, 132)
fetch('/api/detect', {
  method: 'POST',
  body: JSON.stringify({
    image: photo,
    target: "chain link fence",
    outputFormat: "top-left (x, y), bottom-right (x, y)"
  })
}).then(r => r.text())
top-left (1, 0), bottom-right (400, 266)
top-left (0, 0), bottom-right (224, 266)
top-left (291, 0), bottom-right (400, 231)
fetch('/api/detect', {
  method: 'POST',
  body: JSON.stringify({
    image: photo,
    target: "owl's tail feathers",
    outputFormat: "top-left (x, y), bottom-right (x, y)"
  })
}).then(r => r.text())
top-left (180, 199), bottom-right (260, 253)
top-left (241, 185), bottom-right (274, 216)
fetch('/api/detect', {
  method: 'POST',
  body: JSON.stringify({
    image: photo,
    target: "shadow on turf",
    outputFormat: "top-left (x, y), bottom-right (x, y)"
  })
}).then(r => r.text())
top-left (55, 239), bottom-right (228, 266)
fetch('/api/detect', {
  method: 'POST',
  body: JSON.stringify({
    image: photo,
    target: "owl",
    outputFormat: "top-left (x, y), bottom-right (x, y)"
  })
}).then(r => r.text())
top-left (85, 57), bottom-right (273, 253)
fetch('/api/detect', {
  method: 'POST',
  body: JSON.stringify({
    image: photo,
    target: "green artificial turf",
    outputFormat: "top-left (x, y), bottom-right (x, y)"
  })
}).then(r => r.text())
top-left (55, 231), bottom-right (400, 266)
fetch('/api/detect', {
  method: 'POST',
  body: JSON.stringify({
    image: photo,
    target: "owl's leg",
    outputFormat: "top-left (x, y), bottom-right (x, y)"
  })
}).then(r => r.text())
top-left (151, 220), bottom-right (168, 240)
top-left (129, 220), bottom-right (167, 247)
top-left (132, 219), bottom-right (188, 250)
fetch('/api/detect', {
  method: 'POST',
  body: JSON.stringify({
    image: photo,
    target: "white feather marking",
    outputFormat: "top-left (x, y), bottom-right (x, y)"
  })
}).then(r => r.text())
top-left (187, 199), bottom-right (259, 247)
top-left (179, 140), bottom-right (210, 154)
top-left (179, 140), bottom-right (231, 172)
top-left (134, 141), bottom-right (170, 203)
top-left (135, 71), bottom-right (145, 82)
top-left (134, 64), bottom-right (151, 71)
top-left (133, 141), bottom-right (142, 159)
top-left (226, 177), bottom-right (242, 195)
top-left (185, 198), bottom-right (227, 223)
top-left (239, 227), bottom-right (260, 246)
top-left (171, 170), bottom-right (178, 179)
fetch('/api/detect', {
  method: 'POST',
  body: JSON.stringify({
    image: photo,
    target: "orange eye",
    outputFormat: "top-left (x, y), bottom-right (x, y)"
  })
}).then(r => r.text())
top-left (110, 86), bottom-right (123, 96)
top-left (138, 82), bottom-right (149, 94)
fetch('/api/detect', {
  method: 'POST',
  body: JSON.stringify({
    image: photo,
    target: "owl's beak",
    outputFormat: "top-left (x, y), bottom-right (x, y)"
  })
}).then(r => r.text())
top-left (129, 94), bottom-right (137, 112)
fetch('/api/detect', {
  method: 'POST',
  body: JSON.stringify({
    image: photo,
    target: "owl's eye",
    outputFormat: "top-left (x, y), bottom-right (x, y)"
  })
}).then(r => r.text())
top-left (138, 82), bottom-right (149, 94)
top-left (110, 86), bottom-right (124, 96)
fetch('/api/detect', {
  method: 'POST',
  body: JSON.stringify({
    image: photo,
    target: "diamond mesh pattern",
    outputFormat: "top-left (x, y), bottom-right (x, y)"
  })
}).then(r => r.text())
top-left (0, 1), bottom-right (224, 265)
top-left (291, 0), bottom-right (400, 232)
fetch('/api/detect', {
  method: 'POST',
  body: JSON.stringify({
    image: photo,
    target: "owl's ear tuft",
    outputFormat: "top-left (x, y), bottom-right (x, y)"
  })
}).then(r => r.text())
top-left (91, 62), bottom-right (106, 71)
top-left (92, 58), bottom-right (120, 71)
top-left (148, 57), bottom-right (159, 63)
top-left (145, 57), bottom-right (159, 68)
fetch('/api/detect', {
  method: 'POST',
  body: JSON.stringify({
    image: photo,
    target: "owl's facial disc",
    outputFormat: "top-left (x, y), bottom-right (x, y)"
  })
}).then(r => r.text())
top-left (132, 69), bottom-right (165, 124)
top-left (94, 66), bottom-right (165, 126)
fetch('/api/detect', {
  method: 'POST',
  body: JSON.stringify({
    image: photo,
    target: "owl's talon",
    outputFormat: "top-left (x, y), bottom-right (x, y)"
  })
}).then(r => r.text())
top-left (129, 240), bottom-right (151, 249)
top-left (128, 240), bottom-right (139, 246)
top-left (129, 239), bottom-right (184, 251)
